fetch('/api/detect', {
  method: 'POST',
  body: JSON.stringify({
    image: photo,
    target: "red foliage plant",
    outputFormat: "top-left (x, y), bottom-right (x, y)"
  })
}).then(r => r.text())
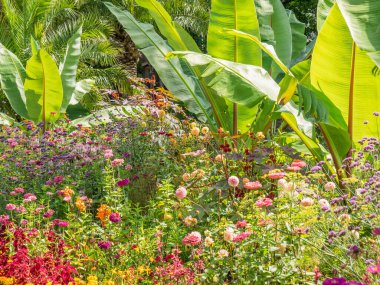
top-left (0, 215), bottom-right (77, 284)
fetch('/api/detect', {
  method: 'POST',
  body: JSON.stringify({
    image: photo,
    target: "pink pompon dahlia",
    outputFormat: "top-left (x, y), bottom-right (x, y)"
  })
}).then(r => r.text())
top-left (182, 231), bottom-right (202, 246)
top-left (228, 176), bottom-right (240, 187)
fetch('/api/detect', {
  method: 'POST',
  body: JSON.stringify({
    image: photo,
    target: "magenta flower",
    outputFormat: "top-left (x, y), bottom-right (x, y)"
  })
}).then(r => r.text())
top-left (53, 176), bottom-right (64, 184)
top-left (372, 228), bottom-right (380, 236)
top-left (233, 231), bottom-right (252, 242)
top-left (117, 178), bottom-right (130, 187)
top-left (236, 220), bottom-right (248, 228)
top-left (98, 240), bottom-right (112, 249)
top-left (109, 212), bottom-right (121, 223)
top-left (367, 264), bottom-right (380, 274)
top-left (43, 209), bottom-right (55, 218)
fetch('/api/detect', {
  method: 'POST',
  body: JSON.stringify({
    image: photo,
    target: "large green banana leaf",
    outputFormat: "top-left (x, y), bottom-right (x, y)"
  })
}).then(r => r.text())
top-left (255, 0), bottom-right (275, 71)
top-left (336, 0), bottom-right (380, 67)
top-left (207, 0), bottom-right (263, 135)
top-left (0, 44), bottom-right (29, 119)
top-left (168, 51), bottom-right (280, 131)
top-left (269, 0), bottom-right (292, 78)
top-left (24, 49), bottom-right (63, 123)
top-left (207, 0), bottom-right (262, 66)
top-left (59, 26), bottom-right (82, 113)
top-left (104, 2), bottom-right (217, 129)
top-left (135, 0), bottom-right (200, 52)
top-left (311, 4), bottom-right (380, 143)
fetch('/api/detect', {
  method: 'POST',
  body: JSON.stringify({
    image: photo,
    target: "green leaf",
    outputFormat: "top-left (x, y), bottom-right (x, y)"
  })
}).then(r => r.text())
top-left (310, 4), bottom-right (380, 143)
top-left (104, 2), bottom-right (217, 129)
top-left (317, 0), bottom-right (335, 31)
top-left (24, 49), bottom-right (63, 123)
top-left (70, 106), bottom-right (145, 127)
top-left (224, 29), bottom-right (290, 74)
top-left (207, 0), bottom-right (262, 66)
top-left (255, 0), bottom-right (275, 71)
top-left (135, 0), bottom-right (199, 52)
top-left (287, 10), bottom-right (307, 62)
top-left (269, 0), bottom-right (293, 78)
top-left (59, 26), bottom-right (82, 113)
top-left (291, 59), bottom-right (351, 165)
top-left (69, 79), bottom-right (95, 105)
top-left (30, 36), bottom-right (40, 55)
top-left (336, 0), bottom-right (380, 67)
top-left (0, 44), bottom-right (29, 119)
top-left (168, 51), bottom-right (280, 133)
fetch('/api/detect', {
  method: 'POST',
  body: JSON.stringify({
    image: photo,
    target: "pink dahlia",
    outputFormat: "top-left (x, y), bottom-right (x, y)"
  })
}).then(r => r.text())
top-left (182, 231), bottom-right (202, 246)
top-left (291, 160), bottom-right (306, 168)
top-left (286, 166), bottom-right (301, 172)
top-left (244, 181), bottom-right (262, 190)
top-left (256, 197), bottom-right (273, 208)
top-left (175, 187), bottom-right (187, 199)
top-left (268, 172), bottom-right (286, 179)
top-left (233, 231), bottom-right (252, 242)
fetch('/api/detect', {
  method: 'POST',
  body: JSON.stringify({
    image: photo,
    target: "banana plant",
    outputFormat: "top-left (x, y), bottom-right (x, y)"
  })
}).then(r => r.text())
top-left (106, 1), bottom-right (284, 135)
top-left (0, 27), bottom-right (94, 129)
top-left (311, 3), bottom-right (380, 143)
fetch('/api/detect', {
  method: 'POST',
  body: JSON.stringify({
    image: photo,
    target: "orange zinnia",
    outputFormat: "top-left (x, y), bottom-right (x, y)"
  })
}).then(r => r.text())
top-left (96, 204), bottom-right (111, 227)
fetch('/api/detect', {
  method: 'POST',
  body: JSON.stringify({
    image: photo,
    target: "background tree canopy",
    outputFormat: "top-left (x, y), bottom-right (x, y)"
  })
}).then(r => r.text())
top-left (282, 0), bottom-right (318, 39)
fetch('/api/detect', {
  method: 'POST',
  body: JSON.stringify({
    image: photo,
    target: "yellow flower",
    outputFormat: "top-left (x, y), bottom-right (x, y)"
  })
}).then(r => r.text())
top-left (87, 275), bottom-right (98, 285)
top-left (158, 109), bottom-right (166, 118)
top-left (0, 277), bottom-right (14, 285)
top-left (190, 127), bottom-right (200, 136)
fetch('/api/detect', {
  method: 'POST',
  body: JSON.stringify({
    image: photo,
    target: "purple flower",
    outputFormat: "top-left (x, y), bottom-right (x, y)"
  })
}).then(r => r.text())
top-left (98, 240), bottom-right (112, 249)
top-left (322, 278), bottom-right (363, 285)
top-left (109, 212), bottom-right (121, 223)
top-left (323, 277), bottom-right (347, 285)
top-left (372, 228), bottom-right (380, 236)
top-left (117, 178), bottom-right (130, 187)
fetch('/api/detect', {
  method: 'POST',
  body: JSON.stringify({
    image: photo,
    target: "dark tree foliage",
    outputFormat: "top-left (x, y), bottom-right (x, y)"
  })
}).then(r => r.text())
top-left (282, 0), bottom-right (318, 40)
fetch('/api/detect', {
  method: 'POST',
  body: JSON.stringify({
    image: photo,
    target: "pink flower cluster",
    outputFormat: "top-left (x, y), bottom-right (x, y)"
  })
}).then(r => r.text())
top-left (182, 231), bottom-right (202, 246)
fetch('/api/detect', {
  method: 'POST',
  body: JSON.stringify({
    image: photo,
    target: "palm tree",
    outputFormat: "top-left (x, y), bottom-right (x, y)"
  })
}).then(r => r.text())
top-left (0, 0), bottom-right (130, 114)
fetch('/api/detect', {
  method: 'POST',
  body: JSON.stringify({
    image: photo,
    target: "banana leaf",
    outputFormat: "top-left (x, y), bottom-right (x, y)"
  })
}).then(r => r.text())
top-left (311, 4), bottom-right (380, 143)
